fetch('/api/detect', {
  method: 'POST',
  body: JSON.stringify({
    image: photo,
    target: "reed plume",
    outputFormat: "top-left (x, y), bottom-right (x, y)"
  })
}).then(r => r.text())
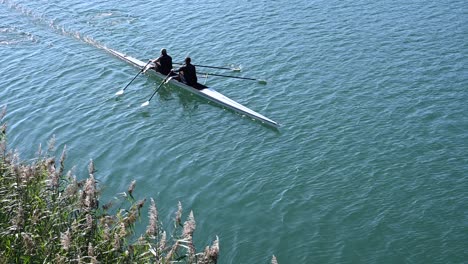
top-left (183, 210), bottom-right (196, 239)
top-left (128, 180), bottom-right (136, 198)
top-left (58, 145), bottom-right (66, 176)
top-left (60, 229), bottom-right (71, 251)
top-left (64, 171), bottom-right (78, 197)
top-left (88, 158), bottom-right (95, 175)
top-left (165, 241), bottom-right (179, 262)
top-left (146, 198), bottom-right (158, 238)
top-left (124, 198), bottom-right (146, 230)
top-left (82, 172), bottom-right (97, 211)
top-left (47, 134), bottom-right (56, 152)
top-left (13, 204), bottom-right (24, 230)
top-left (159, 231), bottom-right (167, 253)
top-left (86, 213), bottom-right (93, 229)
top-left (182, 211), bottom-right (196, 262)
top-left (199, 236), bottom-right (220, 264)
top-left (21, 232), bottom-right (34, 253)
top-left (209, 236), bottom-right (220, 262)
top-left (36, 143), bottom-right (42, 158)
top-left (0, 105), bottom-right (6, 120)
top-left (175, 201), bottom-right (183, 226)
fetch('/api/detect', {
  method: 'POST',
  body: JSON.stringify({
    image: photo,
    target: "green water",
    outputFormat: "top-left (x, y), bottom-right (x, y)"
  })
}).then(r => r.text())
top-left (1, 0), bottom-right (466, 263)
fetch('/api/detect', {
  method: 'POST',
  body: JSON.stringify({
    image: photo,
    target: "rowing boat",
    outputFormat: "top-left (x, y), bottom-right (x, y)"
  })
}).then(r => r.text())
top-left (104, 47), bottom-right (279, 127)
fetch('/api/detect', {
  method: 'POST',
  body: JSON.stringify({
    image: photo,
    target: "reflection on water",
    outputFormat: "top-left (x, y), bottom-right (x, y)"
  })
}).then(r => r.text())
top-left (157, 82), bottom-right (201, 112)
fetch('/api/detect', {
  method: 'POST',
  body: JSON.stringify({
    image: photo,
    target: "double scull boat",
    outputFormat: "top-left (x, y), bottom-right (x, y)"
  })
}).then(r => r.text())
top-left (105, 47), bottom-right (279, 127)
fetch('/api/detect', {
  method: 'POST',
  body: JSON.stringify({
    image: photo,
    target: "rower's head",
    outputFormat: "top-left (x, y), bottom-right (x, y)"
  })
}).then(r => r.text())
top-left (161, 48), bottom-right (167, 55)
top-left (185, 57), bottom-right (191, 64)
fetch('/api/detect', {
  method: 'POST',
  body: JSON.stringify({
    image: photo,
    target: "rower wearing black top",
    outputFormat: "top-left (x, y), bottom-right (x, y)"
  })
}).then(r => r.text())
top-left (175, 57), bottom-right (205, 89)
top-left (148, 48), bottom-right (173, 75)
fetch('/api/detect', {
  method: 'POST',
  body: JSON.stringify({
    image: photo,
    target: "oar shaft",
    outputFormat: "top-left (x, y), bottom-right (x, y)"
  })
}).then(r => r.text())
top-left (198, 72), bottom-right (258, 81)
top-left (123, 60), bottom-right (152, 90)
top-left (146, 73), bottom-right (172, 103)
top-left (174, 62), bottom-right (234, 71)
top-left (195, 64), bottom-right (233, 70)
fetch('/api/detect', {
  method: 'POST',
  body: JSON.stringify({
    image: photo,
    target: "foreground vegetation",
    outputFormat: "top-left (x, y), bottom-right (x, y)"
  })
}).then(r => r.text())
top-left (0, 107), bottom-right (279, 263)
top-left (0, 108), bottom-right (219, 263)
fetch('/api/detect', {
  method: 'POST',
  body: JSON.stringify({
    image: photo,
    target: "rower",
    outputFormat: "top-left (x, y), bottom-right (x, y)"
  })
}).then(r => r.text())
top-left (146, 48), bottom-right (173, 75)
top-left (172, 57), bottom-right (206, 90)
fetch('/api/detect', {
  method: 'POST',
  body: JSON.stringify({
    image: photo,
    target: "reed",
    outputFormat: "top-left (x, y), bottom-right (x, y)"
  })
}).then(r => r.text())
top-left (0, 112), bottom-right (220, 263)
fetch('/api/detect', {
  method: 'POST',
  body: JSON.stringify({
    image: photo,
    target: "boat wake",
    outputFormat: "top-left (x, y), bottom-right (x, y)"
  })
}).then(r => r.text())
top-left (0, 26), bottom-right (39, 45)
top-left (0, 0), bottom-right (107, 50)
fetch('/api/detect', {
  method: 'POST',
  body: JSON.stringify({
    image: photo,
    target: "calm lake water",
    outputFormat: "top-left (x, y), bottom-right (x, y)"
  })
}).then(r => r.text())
top-left (1, 0), bottom-right (467, 263)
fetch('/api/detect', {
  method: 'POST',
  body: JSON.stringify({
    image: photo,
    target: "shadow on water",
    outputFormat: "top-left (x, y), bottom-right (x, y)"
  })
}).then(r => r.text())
top-left (158, 84), bottom-right (200, 112)
top-left (139, 111), bottom-right (151, 118)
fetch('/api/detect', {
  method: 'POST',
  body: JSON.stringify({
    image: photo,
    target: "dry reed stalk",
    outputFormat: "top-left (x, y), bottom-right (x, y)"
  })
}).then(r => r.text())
top-left (0, 136), bottom-right (6, 155)
top-left (64, 171), bottom-right (78, 197)
top-left (128, 180), bottom-right (136, 198)
top-left (36, 143), bottom-right (42, 158)
top-left (102, 222), bottom-right (111, 242)
top-left (86, 213), bottom-right (93, 229)
top-left (146, 198), bottom-right (158, 238)
top-left (88, 159), bottom-right (95, 175)
top-left (158, 231), bottom-right (167, 253)
top-left (102, 199), bottom-right (113, 210)
top-left (11, 151), bottom-right (20, 176)
top-left (47, 135), bottom-right (56, 153)
top-left (208, 236), bottom-right (220, 263)
top-left (198, 235), bottom-right (220, 264)
top-left (46, 157), bottom-right (60, 189)
top-left (54, 253), bottom-right (67, 263)
top-left (113, 231), bottom-right (121, 250)
top-left (60, 228), bottom-right (71, 251)
top-left (82, 173), bottom-right (97, 211)
top-left (165, 241), bottom-right (179, 262)
top-left (183, 210), bottom-right (196, 239)
top-left (0, 116), bottom-right (6, 156)
top-left (88, 242), bottom-right (95, 257)
top-left (125, 211), bottom-right (137, 228)
top-left (31, 208), bottom-right (40, 226)
top-left (13, 204), bottom-right (24, 230)
top-left (175, 201), bottom-right (183, 226)
top-left (21, 232), bottom-right (34, 253)
top-left (136, 199), bottom-right (145, 210)
top-left (58, 145), bottom-right (66, 176)
top-left (0, 105), bottom-right (6, 120)
top-left (198, 236), bottom-right (219, 264)
top-left (21, 165), bottom-right (34, 183)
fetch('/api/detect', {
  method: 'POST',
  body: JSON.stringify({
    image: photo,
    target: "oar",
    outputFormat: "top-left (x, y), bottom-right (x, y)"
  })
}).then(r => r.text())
top-left (115, 60), bottom-right (152, 96)
top-left (198, 72), bottom-right (267, 84)
top-left (174, 62), bottom-right (241, 72)
top-left (141, 73), bottom-right (172, 107)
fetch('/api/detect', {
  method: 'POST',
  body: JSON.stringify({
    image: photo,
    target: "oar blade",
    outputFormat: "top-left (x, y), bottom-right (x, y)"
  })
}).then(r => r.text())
top-left (258, 79), bottom-right (267, 85)
top-left (164, 76), bottom-right (173, 84)
top-left (141, 101), bottom-right (150, 107)
top-left (115, 60), bottom-right (151, 96)
top-left (231, 65), bottom-right (242, 72)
